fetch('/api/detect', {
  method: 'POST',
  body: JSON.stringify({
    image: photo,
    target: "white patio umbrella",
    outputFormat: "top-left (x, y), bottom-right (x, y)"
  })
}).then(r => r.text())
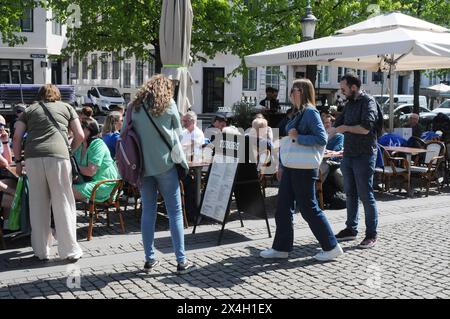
top-left (159, 0), bottom-right (194, 114)
top-left (426, 83), bottom-right (450, 93)
top-left (245, 12), bottom-right (450, 130)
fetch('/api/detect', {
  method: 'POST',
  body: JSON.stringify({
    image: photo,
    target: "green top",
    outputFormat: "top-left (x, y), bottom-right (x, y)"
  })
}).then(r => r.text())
top-left (123, 99), bottom-right (188, 177)
top-left (73, 138), bottom-right (119, 202)
top-left (20, 101), bottom-right (78, 160)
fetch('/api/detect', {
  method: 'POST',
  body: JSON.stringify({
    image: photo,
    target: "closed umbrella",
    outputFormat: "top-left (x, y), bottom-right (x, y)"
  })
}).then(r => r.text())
top-left (159, 0), bottom-right (194, 114)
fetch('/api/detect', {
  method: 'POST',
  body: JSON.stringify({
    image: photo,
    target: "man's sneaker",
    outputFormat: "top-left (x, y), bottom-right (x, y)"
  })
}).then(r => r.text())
top-left (359, 237), bottom-right (377, 249)
top-left (335, 228), bottom-right (358, 242)
top-left (259, 248), bottom-right (289, 259)
top-left (176, 260), bottom-right (196, 275)
top-left (313, 244), bottom-right (344, 261)
top-left (143, 260), bottom-right (159, 273)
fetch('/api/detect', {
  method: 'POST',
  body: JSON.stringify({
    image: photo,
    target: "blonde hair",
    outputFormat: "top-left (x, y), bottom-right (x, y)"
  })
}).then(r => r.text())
top-left (37, 84), bottom-right (61, 102)
top-left (131, 74), bottom-right (173, 116)
top-left (291, 79), bottom-right (316, 111)
top-left (102, 111), bottom-right (122, 134)
top-left (252, 118), bottom-right (268, 130)
top-left (184, 110), bottom-right (197, 123)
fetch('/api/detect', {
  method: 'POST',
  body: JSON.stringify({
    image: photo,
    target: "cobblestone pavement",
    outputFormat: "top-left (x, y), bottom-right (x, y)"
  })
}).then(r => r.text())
top-left (1, 187), bottom-right (450, 299)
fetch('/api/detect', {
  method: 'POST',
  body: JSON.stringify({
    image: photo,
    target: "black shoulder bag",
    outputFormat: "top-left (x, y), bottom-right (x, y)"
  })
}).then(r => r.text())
top-left (39, 102), bottom-right (81, 183)
top-left (142, 106), bottom-right (188, 179)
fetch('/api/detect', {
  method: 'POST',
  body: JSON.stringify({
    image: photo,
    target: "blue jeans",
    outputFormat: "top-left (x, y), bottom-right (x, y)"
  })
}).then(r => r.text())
top-left (340, 154), bottom-right (378, 238)
top-left (273, 167), bottom-right (338, 252)
top-left (140, 167), bottom-right (186, 263)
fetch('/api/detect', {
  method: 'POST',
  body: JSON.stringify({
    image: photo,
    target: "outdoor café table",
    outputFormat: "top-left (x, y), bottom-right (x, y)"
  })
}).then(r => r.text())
top-left (383, 146), bottom-right (429, 197)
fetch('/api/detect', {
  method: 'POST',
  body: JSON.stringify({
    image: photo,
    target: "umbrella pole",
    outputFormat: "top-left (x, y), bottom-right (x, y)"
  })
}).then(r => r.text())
top-left (388, 57), bottom-right (395, 132)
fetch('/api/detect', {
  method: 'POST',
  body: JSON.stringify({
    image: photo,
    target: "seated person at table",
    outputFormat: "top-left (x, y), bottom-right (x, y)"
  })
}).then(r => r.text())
top-left (102, 111), bottom-right (123, 159)
top-left (323, 114), bottom-right (344, 152)
top-left (72, 118), bottom-right (120, 202)
top-left (431, 112), bottom-right (450, 142)
top-left (181, 111), bottom-right (205, 163)
top-left (247, 118), bottom-right (275, 173)
top-left (251, 115), bottom-right (274, 143)
top-left (109, 104), bottom-right (125, 116)
top-left (0, 115), bottom-right (17, 231)
top-left (259, 87), bottom-right (280, 112)
top-left (79, 106), bottom-right (95, 122)
top-left (204, 114), bottom-right (227, 144)
top-left (321, 114), bottom-right (345, 207)
top-left (407, 113), bottom-right (424, 138)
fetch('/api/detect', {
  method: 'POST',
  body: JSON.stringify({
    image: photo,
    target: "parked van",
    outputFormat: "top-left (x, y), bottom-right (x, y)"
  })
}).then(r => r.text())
top-left (373, 94), bottom-right (428, 109)
top-left (87, 86), bottom-right (125, 114)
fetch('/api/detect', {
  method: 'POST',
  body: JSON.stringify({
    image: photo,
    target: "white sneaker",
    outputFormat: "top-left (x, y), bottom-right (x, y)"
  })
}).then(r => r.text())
top-left (313, 244), bottom-right (344, 261)
top-left (259, 248), bottom-right (289, 259)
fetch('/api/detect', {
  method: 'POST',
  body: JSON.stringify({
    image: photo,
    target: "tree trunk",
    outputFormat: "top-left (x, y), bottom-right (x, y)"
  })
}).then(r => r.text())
top-left (413, 70), bottom-right (421, 114)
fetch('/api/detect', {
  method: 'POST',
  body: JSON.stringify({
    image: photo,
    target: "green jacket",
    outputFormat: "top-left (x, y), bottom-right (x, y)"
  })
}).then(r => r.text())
top-left (123, 99), bottom-right (188, 177)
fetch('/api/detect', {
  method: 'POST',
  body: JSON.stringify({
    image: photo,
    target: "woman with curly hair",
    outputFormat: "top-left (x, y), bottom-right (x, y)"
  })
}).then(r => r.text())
top-left (125, 74), bottom-right (193, 274)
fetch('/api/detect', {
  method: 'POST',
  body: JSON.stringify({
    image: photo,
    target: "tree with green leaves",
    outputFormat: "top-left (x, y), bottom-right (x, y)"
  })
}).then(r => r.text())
top-left (0, 0), bottom-right (43, 46)
top-left (1, 0), bottom-right (449, 92)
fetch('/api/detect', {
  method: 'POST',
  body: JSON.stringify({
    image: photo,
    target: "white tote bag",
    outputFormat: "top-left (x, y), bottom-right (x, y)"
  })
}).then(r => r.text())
top-left (279, 136), bottom-right (325, 169)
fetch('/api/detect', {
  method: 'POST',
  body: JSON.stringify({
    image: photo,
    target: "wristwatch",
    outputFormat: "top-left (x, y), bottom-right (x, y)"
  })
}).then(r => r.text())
top-left (2, 141), bottom-right (8, 144)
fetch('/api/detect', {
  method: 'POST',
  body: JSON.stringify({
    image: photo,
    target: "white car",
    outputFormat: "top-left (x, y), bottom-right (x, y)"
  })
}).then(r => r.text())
top-left (384, 103), bottom-right (431, 121)
top-left (87, 86), bottom-right (125, 114)
top-left (431, 99), bottom-right (450, 115)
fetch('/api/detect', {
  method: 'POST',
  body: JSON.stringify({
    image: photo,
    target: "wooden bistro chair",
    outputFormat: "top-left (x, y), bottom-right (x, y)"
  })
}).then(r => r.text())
top-left (410, 141), bottom-right (446, 196)
top-left (85, 179), bottom-right (125, 241)
top-left (375, 144), bottom-right (410, 194)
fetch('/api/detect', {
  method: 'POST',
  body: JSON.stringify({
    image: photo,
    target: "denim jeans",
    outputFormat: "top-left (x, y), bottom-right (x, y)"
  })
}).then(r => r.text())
top-left (273, 167), bottom-right (338, 252)
top-left (340, 154), bottom-right (378, 238)
top-left (140, 167), bottom-right (186, 263)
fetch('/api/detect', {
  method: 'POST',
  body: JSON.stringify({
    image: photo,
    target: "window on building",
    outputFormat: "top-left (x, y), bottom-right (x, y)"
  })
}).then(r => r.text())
top-left (82, 57), bottom-right (88, 79)
top-left (362, 70), bottom-right (368, 84)
top-left (265, 66), bottom-right (280, 90)
top-left (320, 66), bottom-right (330, 84)
top-left (337, 67), bottom-right (344, 82)
top-left (101, 53), bottom-right (108, 79)
top-left (0, 61), bottom-right (10, 84)
top-left (148, 58), bottom-right (155, 79)
top-left (91, 54), bottom-right (97, 80)
top-left (243, 67), bottom-right (257, 91)
top-left (71, 55), bottom-right (79, 80)
top-left (344, 68), bottom-right (355, 75)
top-left (112, 53), bottom-right (120, 80)
top-left (136, 60), bottom-right (144, 87)
top-left (52, 12), bottom-right (62, 35)
top-left (17, 8), bottom-right (33, 32)
top-left (0, 59), bottom-right (34, 84)
top-left (124, 61), bottom-right (131, 88)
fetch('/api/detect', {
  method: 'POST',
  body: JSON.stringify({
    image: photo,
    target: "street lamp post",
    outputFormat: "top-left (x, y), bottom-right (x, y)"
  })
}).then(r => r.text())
top-left (301, 0), bottom-right (317, 41)
top-left (301, 0), bottom-right (318, 99)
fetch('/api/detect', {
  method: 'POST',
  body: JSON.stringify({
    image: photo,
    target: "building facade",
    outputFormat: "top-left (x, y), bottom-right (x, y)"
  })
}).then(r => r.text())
top-left (0, 7), bottom-right (69, 85)
top-left (2, 7), bottom-right (449, 113)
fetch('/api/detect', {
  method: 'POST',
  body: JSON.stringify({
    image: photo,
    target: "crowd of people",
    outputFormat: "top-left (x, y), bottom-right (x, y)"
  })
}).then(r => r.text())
top-left (4, 71), bottom-right (443, 274)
